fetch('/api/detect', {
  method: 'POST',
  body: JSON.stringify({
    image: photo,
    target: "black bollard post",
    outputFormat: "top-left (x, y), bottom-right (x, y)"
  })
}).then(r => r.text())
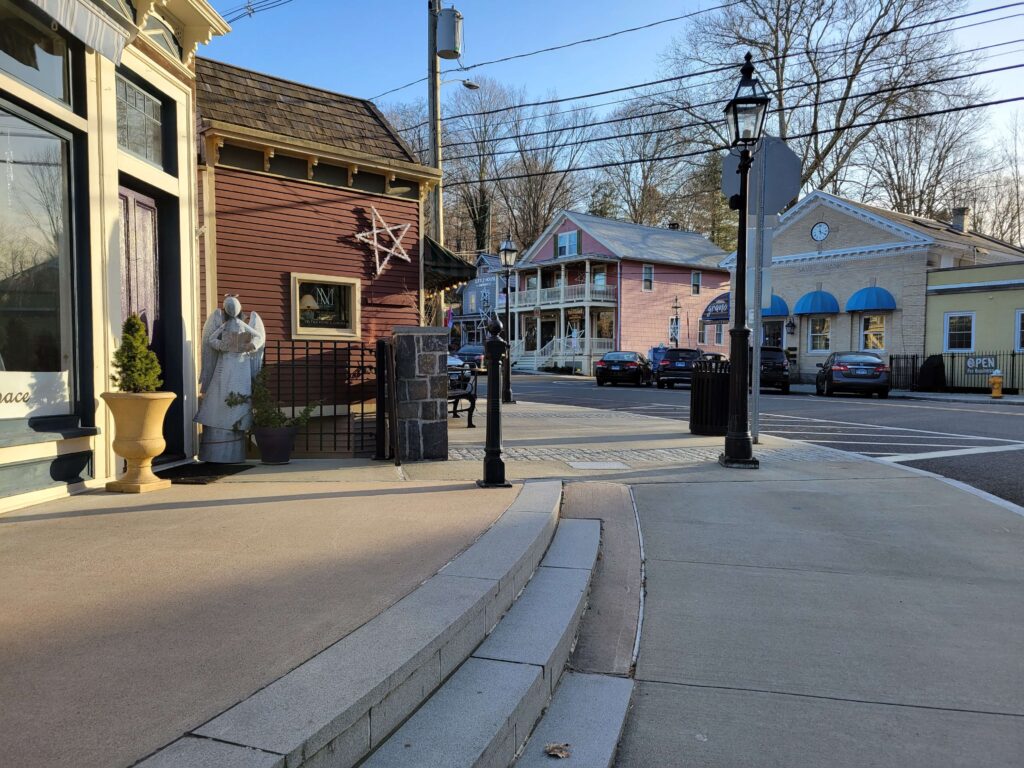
top-left (478, 316), bottom-right (511, 488)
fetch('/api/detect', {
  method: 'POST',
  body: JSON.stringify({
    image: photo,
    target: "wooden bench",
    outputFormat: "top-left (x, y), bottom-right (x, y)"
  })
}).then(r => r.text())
top-left (448, 363), bottom-right (477, 428)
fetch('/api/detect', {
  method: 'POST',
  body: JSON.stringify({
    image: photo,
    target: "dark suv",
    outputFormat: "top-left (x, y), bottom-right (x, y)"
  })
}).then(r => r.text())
top-left (757, 346), bottom-right (791, 394)
top-left (655, 348), bottom-right (703, 388)
top-left (455, 344), bottom-right (486, 371)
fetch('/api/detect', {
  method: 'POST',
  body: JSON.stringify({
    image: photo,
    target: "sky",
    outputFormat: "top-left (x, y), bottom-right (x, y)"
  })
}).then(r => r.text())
top-left (202, 0), bottom-right (1024, 134)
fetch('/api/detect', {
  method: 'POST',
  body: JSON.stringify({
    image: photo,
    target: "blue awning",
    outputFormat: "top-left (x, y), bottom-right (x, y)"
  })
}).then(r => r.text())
top-left (702, 292), bottom-right (730, 322)
top-left (845, 286), bottom-right (897, 312)
top-left (762, 294), bottom-right (789, 318)
top-left (793, 290), bottom-right (840, 315)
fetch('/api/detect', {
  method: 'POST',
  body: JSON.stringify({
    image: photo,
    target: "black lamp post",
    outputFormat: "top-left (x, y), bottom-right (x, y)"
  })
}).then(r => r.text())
top-left (719, 52), bottom-right (769, 469)
top-left (499, 233), bottom-right (518, 404)
top-left (477, 315), bottom-right (511, 487)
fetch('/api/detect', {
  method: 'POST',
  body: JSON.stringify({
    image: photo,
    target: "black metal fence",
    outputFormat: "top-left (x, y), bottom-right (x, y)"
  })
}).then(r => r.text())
top-left (263, 339), bottom-right (378, 456)
top-left (889, 351), bottom-right (1022, 394)
top-left (888, 354), bottom-right (919, 391)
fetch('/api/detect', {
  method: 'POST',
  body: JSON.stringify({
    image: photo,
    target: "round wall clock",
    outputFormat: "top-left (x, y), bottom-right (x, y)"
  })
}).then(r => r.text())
top-left (811, 222), bottom-right (830, 242)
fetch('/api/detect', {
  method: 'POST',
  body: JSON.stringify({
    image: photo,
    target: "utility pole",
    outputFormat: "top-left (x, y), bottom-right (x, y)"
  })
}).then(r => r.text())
top-left (427, 0), bottom-right (444, 245)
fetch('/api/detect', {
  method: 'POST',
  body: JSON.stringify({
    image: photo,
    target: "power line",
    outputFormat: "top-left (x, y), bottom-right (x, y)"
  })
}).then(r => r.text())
top-left (396, 1), bottom-right (1024, 147)
top-left (434, 2), bottom-right (1024, 124)
top-left (439, 46), bottom-right (1024, 161)
top-left (369, 1), bottom-right (743, 100)
top-left (222, 0), bottom-right (297, 24)
top-left (411, 11), bottom-right (1024, 141)
top-left (443, 95), bottom-right (1024, 188)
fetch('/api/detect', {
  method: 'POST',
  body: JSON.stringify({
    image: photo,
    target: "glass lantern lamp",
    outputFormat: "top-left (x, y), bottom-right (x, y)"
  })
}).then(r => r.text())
top-left (498, 234), bottom-right (518, 269)
top-left (723, 53), bottom-right (770, 147)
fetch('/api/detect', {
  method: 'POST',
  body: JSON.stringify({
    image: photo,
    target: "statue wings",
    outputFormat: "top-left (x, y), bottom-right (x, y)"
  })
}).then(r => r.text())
top-left (199, 308), bottom-right (226, 394)
top-left (248, 311), bottom-right (266, 379)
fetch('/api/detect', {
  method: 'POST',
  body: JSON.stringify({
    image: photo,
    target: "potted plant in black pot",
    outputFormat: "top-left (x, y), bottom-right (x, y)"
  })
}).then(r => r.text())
top-left (226, 369), bottom-right (316, 464)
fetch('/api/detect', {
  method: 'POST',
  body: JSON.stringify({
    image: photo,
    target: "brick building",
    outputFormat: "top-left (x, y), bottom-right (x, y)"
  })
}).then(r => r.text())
top-left (510, 211), bottom-right (729, 373)
top-left (726, 191), bottom-right (1024, 383)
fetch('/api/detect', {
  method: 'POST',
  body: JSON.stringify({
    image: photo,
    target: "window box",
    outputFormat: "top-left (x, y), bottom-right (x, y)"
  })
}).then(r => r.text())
top-left (291, 273), bottom-right (361, 340)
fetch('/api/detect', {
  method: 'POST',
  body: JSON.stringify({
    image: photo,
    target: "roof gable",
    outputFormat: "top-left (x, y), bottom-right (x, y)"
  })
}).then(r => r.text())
top-left (519, 210), bottom-right (727, 271)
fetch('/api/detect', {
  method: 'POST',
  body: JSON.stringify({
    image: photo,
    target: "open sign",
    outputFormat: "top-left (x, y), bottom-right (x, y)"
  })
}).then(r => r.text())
top-left (965, 356), bottom-right (997, 374)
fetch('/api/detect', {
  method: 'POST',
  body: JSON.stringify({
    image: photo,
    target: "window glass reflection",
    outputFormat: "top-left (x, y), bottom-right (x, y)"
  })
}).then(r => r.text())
top-left (0, 2), bottom-right (70, 103)
top-left (0, 108), bottom-right (69, 374)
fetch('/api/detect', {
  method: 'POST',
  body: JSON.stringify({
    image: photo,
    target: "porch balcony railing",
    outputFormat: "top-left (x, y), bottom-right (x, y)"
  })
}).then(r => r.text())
top-left (514, 336), bottom-right (616, 357)
top-left (511, 283), bottom-right (617, 307)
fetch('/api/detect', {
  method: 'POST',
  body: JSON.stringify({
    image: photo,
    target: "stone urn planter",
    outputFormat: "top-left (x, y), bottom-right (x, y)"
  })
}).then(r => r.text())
top-left (104, 314), bottom-right (173, 493)
top-left (101, 391), bottom-right (176, 492)
top-left (252, 425), bottom-right (298, 465)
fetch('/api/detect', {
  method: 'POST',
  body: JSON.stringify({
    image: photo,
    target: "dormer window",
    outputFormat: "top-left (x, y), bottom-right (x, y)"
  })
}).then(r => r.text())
top-left (557, 231), bottom-right (578, 257)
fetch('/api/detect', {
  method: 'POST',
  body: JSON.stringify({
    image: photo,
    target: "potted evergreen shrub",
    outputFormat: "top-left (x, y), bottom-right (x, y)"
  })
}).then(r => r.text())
top-left (101, 314), bottom-right (176, 493)
top-left (226, 369), bottom-right (315, 464)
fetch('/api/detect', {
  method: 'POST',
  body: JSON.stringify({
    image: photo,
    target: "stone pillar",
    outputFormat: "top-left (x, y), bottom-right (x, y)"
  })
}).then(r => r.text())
top-left (392, 326), bottom-right (448, 461)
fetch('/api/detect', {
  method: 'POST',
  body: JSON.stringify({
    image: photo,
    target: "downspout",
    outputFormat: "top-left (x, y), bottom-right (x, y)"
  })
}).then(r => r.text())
top-left (616, 262), bottom-right (622, 349)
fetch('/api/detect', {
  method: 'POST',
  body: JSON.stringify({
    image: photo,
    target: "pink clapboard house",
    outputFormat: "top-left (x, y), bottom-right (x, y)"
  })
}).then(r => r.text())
top-left (510, 211), bottom-right (731, 373)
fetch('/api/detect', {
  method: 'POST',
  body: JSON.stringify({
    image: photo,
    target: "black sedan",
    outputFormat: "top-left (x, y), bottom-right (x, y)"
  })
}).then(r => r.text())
top-left (595, 351), bottom-right (654, 387)
top-left (815, 352), bottom-right (891, 397)
top-left (655, 348), bottom-right (703, 388)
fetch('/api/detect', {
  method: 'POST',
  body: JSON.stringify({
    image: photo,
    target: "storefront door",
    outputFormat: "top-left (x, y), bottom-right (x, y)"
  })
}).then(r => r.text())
top-left (118, 187), bottom-right (160, 338)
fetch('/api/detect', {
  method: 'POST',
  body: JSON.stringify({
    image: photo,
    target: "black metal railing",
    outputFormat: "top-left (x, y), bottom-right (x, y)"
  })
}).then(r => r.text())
top-left (888, 354), bottom-right (919, 390)
top-left (263, 339), bottom-right (377, 456)
top-left (890, 350), bottom-right (1022, 394)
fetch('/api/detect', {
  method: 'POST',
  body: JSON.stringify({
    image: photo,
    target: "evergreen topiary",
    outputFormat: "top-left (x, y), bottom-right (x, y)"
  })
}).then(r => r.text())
top-left (226, 368), bottom-right (316, 429)
top-left (111, 314), bottom-right (163, 393)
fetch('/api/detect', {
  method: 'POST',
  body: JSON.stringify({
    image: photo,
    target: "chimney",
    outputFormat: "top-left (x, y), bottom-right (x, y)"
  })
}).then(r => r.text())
top-left (951, 207), bottom-right (971, 232)
top-left (667, 222), bottom-right (680, 230)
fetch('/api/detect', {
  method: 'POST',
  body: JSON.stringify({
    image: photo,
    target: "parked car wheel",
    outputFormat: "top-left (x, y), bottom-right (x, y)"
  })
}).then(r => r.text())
top-left (657, 381), bottom-right (666, 389)
top-left (667, 382), bottom-right (675, 389)
top-left (596, 380), bottom-right (605, 387)
top-left (815, 380), bottom-right (824, 396)
top-left (825, 380), bottom-right (835, 397)
top-left (878, 389), bottom-right (890, 398)
top-left (780, 384), bottom-right (790, 395)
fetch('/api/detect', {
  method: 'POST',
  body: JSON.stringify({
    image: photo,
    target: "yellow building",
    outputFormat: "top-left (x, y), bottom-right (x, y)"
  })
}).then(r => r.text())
top-left (0, 0), bottom-right (228, 511)
top-left (924, 261), bottom-right (1024, 391)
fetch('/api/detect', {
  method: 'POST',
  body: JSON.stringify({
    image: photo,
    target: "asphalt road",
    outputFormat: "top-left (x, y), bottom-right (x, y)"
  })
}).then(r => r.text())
top-left (504, 375), bottom-right (1024, 507)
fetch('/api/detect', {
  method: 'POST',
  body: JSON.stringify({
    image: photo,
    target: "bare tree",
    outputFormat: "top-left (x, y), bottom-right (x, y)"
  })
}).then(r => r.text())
top-left (968, 111), bottom-right (1024, 245)
top-left (493, 91), bottom-right (594, 248)
top-left (661, 0), bottom-right (971, 192)
top-left (669, 154), bottom-right (738, 251)
top-left (853, 81), bottom-right (990, 218)
top-left (443, 78), bottom-right (514, 252)
top-left (593, 99), bottom-right (690, 225)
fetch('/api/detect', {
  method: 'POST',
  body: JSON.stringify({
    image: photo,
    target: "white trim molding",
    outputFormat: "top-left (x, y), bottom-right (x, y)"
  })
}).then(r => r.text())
top-left (290, 272), bottom-right (362, 341)
top-left (943, 310), bottom-right (975, 353)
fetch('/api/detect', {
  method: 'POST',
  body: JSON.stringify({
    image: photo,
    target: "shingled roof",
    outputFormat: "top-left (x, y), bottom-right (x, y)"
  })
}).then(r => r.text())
top-left (195, 58), bottom-right (416, 164)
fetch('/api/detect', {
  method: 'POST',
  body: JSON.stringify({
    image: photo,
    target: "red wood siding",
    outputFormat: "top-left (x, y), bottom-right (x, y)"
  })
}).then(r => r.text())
top-left (207, 167), bottom-right (421, 343)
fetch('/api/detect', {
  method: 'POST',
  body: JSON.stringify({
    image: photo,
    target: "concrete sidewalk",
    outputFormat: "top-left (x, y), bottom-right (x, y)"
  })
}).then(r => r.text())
top-left (0, 479), bottom-right (516, 768)
top-left (5, 398), bottom-right (1021, 768)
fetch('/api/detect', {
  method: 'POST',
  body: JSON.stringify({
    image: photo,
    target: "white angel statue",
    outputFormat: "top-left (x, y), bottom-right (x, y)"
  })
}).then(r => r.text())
top-left (195, 295), bottom-right (266, 463)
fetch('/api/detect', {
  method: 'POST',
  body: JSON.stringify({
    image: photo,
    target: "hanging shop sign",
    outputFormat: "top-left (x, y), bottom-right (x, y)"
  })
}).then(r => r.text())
top-left (0, 371), bottom-right (71, 418)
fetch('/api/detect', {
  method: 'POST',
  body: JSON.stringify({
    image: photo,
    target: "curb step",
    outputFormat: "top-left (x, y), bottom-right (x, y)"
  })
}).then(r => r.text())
top-left (137, 480), bottom-right (563, 768)
top-left (361, 518), bottom-right (602, 768)
top-left (514, 673), bottom-right (633, 768)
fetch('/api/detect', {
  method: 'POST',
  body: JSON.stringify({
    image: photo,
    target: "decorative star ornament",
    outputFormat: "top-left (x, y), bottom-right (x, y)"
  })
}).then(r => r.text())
top-left (355, 206), bottom-right (412, 276)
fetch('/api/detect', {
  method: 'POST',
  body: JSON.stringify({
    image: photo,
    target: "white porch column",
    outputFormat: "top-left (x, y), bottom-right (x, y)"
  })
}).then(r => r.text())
top-left (560, 263), bottom-right (566, 303)
top-left (558, 307), bottom-right (565, 365)
top-left (585, 260), bottom-right (591, 302)
top-left (584, 304), bottom-right (592, 373)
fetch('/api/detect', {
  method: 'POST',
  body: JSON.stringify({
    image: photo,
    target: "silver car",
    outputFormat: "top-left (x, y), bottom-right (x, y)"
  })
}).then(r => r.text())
top-left (815, 352), bottom-right (890, 397)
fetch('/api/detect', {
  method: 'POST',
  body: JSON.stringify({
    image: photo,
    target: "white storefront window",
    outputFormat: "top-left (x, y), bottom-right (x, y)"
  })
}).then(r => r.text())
top-left (807, 317), bottom-right (831, 353)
